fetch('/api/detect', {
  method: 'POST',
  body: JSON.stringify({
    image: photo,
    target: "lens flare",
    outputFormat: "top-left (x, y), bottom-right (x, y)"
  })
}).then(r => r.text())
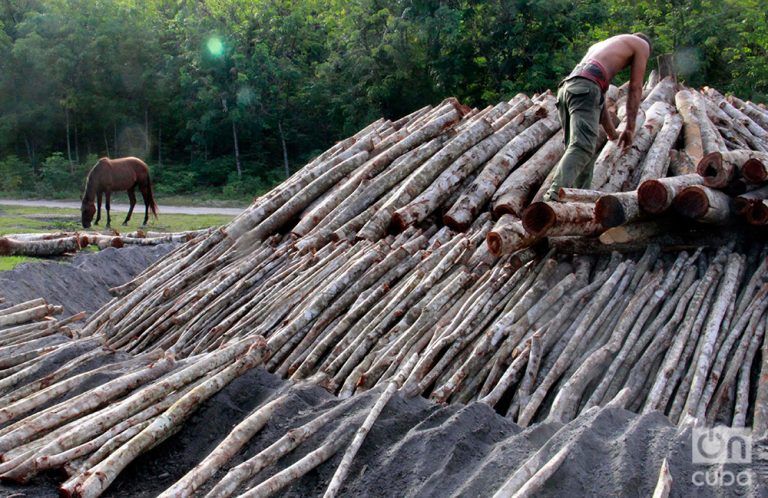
top-left (674, 47), bottom-right (702, 78)
top-left (206, 37), bottom-right (224, 57)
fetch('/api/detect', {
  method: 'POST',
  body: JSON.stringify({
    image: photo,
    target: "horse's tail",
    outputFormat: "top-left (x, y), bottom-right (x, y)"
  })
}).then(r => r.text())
top-left (146, 177), bottom-right (159, 219)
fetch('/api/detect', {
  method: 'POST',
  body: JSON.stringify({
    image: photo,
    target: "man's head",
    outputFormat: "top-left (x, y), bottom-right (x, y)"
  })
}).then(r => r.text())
top-left (632, 32), bottom-right (652, 53)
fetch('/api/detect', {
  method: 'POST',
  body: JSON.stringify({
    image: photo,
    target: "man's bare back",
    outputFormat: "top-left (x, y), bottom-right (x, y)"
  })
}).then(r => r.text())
top-left (581, 34), bottom-right (650, 82)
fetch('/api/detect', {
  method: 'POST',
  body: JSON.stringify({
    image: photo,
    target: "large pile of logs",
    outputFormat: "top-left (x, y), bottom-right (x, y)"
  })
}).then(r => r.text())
top-left (1, 79), bottom-right (768, 497)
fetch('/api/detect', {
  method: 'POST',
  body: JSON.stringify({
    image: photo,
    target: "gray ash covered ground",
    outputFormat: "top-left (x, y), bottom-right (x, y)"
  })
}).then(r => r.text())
top-left (0, 244), bottom-right (175, 317)
top-left (3, 365), bottom-right (765, 497)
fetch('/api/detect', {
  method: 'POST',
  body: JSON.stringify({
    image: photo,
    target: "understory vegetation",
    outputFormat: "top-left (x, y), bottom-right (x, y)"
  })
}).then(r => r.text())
top-left (0, 0), bottom-right (765, 198)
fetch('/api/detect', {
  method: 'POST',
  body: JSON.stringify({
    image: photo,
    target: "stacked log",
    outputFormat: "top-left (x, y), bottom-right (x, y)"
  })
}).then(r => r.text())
top-left (0, 229), bottom-right (213, 257)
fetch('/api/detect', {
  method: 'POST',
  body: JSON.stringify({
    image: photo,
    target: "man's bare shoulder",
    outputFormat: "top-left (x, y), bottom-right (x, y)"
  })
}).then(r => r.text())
top-left (586, 34), bottom-right (650, 75)
top-left (589, 35), bottom-right (649, 58)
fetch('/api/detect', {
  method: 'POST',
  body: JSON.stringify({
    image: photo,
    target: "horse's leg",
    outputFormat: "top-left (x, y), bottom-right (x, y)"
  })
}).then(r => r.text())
top-left (139, 185), bottom-right (150, 226)
top-left (94, 192), bottom-right (102, 225)
top-left (105, 191), bottom-right (112, 228)
top-left (124, 188), bottom-right (136, 225)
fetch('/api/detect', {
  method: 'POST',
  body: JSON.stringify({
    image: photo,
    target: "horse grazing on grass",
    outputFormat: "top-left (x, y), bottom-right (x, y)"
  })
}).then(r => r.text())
top-left (81, 157), bottom-right (158, 229)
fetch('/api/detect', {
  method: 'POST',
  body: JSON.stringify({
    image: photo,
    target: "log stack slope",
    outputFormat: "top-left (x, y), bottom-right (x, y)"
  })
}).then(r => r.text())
top-left (1, 77), bottom-right (768, 497)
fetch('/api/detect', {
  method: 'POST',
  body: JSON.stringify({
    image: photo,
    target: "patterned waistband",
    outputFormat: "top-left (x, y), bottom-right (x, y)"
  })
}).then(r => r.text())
top-left (565, 60), bottom-right (610, 93)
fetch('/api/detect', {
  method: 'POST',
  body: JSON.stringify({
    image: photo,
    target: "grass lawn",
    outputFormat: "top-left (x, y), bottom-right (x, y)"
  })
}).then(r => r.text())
top-left (0, 203), bottom-right (235, 271)
top-left (0, 192), bottom-right (252, 209)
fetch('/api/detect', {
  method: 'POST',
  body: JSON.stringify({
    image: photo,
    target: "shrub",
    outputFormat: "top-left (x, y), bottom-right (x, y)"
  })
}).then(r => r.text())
top-left (0, 155), bottom-right (27, 191)
top-left (222, 171), bottom-right (266, 199)
top-left (37, 153), bottom-right (78, 197)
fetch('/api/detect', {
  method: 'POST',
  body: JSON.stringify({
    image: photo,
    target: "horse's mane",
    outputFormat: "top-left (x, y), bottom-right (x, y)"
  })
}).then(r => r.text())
top-left (83, 158), bottom-right (108, 201)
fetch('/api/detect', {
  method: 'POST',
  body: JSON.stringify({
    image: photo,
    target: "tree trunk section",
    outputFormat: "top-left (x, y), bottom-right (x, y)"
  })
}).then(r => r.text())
top-left (637, 174), bottom-right (703, 214)
top-left (555, 187), bottom-right (602, 203)
top-left (278, 120), bottom-right (290, 179)
top-left (595, 191), bottom-right (642, 228)
top-left (486, 215), bottom-right (537, 256)
top-left (521, 201), bottom-right (600, 237)
top-left (673, 185), bottom-right (733, 224)
top-left (734, 184), bottom-right (768, 214)
top-left (232, 120), bottom-right (242, 178)
top-left (492, 130), bottom-right (565, 217)
top-left (103, 129), bottom-right (110, 158)
top-left (145, 106), bottom-right (150, 158)
top-left (65, 106), bottom-right (73, 171)
top-left (599, 221), bottom-right (666, 245)
top-left (657, 54), bottom-right (677, 81)
top-left (444, 113), bottom-right (560, 231)
top-left (601, 102), bottom-right (672, 192)
top-left (0, 236), bottom-right (82, 257)
top-left (674, 90), bottom-right (704, 164)
top-left (635, 113), bottom-right (682, 184)
top-left (745, 200), bottom-right (768, 225)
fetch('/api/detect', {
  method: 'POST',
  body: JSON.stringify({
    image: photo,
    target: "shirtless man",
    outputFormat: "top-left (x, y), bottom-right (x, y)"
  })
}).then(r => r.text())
top-left (544, 33), bottom-right (651, 201)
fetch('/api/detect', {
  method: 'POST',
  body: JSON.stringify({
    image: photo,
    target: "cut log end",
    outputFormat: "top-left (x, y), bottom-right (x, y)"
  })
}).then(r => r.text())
top-left (521, 203), bottom-right (555, 236)
top-left (492, 205), bottom-right (515, 219)
top-left (733, 197), bottom-right (752, 215)
top-left (637, 180), bottom-right (671, 214)
top-left (742, 158), bottom-right (767, 183)
top-left (696, 152), bottom-right (730, 188)
top-left (595, 196), bottom-right (626, 228)
top-left (486, 232), bottom-right (503, 257)
top-left (390, 212), bottom-right (410, 233)
top-left (746, 202), bottom-right (768, 226)
top-left (674, 187), bottom-right (709, 219)
top-left (442, 213), bottom-right (472, 233)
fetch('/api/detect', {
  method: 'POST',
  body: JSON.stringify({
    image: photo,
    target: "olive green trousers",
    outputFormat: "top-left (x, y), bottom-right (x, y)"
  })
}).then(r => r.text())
top-left (544, 78), bottom-right (603, 200)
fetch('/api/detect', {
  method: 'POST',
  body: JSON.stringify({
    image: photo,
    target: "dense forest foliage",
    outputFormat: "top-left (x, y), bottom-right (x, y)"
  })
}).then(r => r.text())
top-left (0, 0), bottom-right (766, 199)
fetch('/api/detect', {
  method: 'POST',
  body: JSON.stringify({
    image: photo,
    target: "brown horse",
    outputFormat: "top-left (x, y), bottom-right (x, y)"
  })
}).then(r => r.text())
top-left (81, 157), bottom-right (158, 228)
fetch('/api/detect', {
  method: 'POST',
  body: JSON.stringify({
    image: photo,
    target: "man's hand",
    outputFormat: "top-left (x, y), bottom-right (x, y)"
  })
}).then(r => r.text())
top-left (618, 129), bottom-right (634, 149)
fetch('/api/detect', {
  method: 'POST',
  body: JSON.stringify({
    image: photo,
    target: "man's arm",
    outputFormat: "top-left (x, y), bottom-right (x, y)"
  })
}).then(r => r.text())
top-left (601, 105), bottom-right (619, 140)
top-left (618, 45), bottom-right (649, 148)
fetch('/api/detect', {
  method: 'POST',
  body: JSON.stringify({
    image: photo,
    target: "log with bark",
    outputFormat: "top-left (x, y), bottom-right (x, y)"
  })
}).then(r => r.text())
top-left (521, 202), bottom-right (601, 238)
top-left (595, 191), bottom-right (642, 228)
top-left (0, 236), bottom-right (82, 257)
top-left (745, 200), bottom-right (768, 226)
top-left (486, 215), bottom-right (538, 257)
top-left (444, 114), bottom-right (560, 231)
top-left (492, 130), bottom-right (565, 217)
top-left (673, 185), bottom-right (734, 224)
top-left (637, 174), bottom-right (704, 214)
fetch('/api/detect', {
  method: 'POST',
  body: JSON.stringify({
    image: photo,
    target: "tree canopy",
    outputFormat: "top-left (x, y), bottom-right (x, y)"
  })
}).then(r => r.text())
top-left (0, 0), bottom-right (765, 198)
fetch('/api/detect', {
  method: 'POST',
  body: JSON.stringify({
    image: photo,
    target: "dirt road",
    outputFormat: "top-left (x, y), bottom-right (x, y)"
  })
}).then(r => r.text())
top-left (0, 198), bottom-right (244, 216)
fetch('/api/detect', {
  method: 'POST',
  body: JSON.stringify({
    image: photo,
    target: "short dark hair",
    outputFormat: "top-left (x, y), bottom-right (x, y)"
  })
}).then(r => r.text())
top-left (633, 32), bottom-right (652, 53)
